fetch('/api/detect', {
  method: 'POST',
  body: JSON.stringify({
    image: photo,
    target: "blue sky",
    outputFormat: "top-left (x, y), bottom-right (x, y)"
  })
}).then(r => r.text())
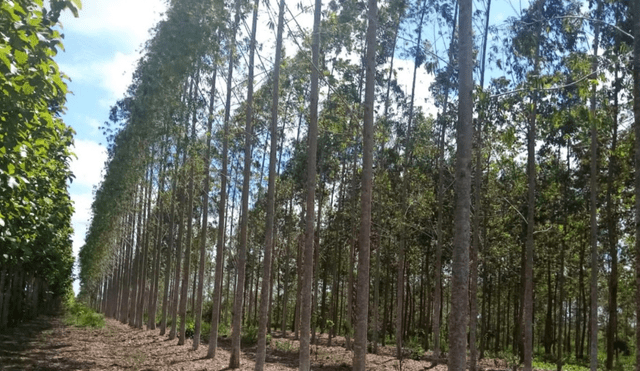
top-left (54, 0), bottom-right (167, 293)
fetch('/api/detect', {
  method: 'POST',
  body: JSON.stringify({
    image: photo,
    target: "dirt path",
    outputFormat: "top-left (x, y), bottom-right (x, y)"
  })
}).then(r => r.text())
top-left (0, 316), bottom-right (511, 370)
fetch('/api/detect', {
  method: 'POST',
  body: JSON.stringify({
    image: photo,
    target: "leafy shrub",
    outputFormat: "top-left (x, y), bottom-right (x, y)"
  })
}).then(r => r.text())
top-left (275, 340), bottom-right (296, 352)
top-left (406, 336), bottom-right (424, 360)
top-left (242, 325), bottom-right (258, 345)
top-left (64, 296), bottom-right (105, 328)
top-left (240, 325), bottom-right (271, 346)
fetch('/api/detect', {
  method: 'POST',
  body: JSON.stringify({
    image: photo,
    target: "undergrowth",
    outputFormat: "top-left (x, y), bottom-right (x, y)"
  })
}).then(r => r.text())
top-left (64, 295), bottom-right (105, 328)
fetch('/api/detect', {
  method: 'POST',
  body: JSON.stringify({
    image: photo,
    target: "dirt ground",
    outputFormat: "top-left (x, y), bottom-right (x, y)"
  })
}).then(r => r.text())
top-left (0, 315), bottom-right (515, 370)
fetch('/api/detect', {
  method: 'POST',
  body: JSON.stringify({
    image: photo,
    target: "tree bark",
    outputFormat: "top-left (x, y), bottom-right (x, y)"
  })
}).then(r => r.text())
top-left (178, 70), bottom-right (200, 345)
top-left (448, 0), bottom-right (472, 367)
top-left (193, 65), bottom-right (218, 351)
top-left (208, 0), bottom-right (240, 359)
top-left (589, 8), bottom-right (601, 371)
top-left (229, 0), bottom-right (255, 365)
top-left (523, 2), bottom-right (543, 368)
top-left (255, 0), bottom-right (283, 368)
top-left (632, 0), bottom-right (640, 370)
top-left (300, 0), bottom-right (321, 367)
top-left (605, 63), bottom-right (619, 371)
top-left (352, 0), bottom-right (376, 368)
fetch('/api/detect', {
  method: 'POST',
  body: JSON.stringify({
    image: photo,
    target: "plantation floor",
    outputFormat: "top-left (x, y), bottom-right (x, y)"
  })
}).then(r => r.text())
top-left (0, 315), bottom-right (515, 370)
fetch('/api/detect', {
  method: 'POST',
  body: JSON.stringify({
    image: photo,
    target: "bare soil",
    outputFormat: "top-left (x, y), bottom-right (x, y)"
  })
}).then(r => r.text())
top-left (0, 315), bottom-right (515, 370)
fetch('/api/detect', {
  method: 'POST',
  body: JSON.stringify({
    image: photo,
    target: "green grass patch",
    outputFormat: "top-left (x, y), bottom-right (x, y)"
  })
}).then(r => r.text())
top-left (64, 296), bottom-right (105, 328)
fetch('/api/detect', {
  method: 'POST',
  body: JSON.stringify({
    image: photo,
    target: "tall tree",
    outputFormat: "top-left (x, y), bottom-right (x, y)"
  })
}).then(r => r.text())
top-left (589, 4), bottom-right (601, 371)
top-left (449, 0), bottom-right (472, 368)
top-left (352, 0), bottom-right (376, 369)
top-left (208, 0), bottom-right (240, 359)
top-left (255, 0), bottom-right (285, 369)
top-left (229, 0), bottom-right (258, 366)
top-left (523, 2), bottom-right (543, 369)
top-left (300, 0), bottom-right (321, 368)
top-left (633, 0), bottom-right (640, 369)
top-left (193, 64), bottom-right (218, 351)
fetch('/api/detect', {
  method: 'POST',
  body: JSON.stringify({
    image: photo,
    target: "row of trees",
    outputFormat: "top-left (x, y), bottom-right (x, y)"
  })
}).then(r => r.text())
top-left (0, 0), bottom-right (79, 329)
top-left (78, 0), bottom-right (640, 370)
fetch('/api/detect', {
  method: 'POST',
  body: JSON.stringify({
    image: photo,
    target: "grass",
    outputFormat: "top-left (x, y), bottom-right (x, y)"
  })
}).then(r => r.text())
top-left (63, 295), bottom-right (105, 328)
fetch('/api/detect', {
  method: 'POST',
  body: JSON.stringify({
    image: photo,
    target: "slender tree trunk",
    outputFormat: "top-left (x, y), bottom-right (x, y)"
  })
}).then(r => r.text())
top-left (160, 141), bottom-right (181, 335)
top-left (229, 0), bottom-right (256, 364)
top-left (449, 0), bottom-right (472, 367)
top-left (300, 0), bottom-right (321, 367)
top-left (352, 0), bottom-right (376, 368)
top-left (178, 70), bottom-right (200, 345)
top-left (137, 163), bottom-right (154, 329)
top-left (148, 156), bottom-right (167, 330)
top-left (589, 9), bottom-right (601, 371)
top-left (193, 67), bottom-right (218, 351)
top-left (632, 0), bottom-right (640, 370)
top-left (396, 1), bottom-right (426, 359)
top-left (523, 3), bottom-right (543, 368)
top-left (208, 1), bottom-right (240, 359)
top-left (606, 64), bottom-right (619, 371)
top-left (255, 0), bottom-right (284, 367)
top-left (433, 1), bottom-right (458, 356)
top-left (470, 0), bottom-right (491, 367)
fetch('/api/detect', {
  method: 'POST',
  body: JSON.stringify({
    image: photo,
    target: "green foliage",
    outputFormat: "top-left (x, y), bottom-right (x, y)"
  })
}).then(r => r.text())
top-left (240, 325), bottom-right (271, 346)
top-left (405, 336), bottom-right (424, 360)
top-left (0, 0), bottom-right (79, 299)
top-left (64, 295), bottom-right (105, 328)
top-left (242, 324), bottom-right (258, 345)
top-left (274, 340), bottom-right (295, 352)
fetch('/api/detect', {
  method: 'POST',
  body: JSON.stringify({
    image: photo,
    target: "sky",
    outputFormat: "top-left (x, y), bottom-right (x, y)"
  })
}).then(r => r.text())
top-left (54, 0), bottom-right (526, 295)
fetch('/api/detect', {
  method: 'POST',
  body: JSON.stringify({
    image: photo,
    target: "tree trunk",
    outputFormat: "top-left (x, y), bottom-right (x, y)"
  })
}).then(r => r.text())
top-left (632, 0), bottom-right (640, 370)
top-left (470, 0), bottom-right (491, 367)
top-left (193, 66), bottom-right (218, 351)
top-left (255, 0), bottom-right (283, 367)
top-left (208, 0), bottom-right (240, 359)
top-left (449, 0), bottom-right (472, 367)
top-left (523, 2), bottom-right (543, 368)
top-left (300, 0), bottom-right (321, 367)
top-left (433, 0), bottom-right (458, 356)
top-left (352, 0), bottom-right (376, 368)
top-left (160, 142), bottom-right (180, 335)
top-left (606, 64), bottom-right (619, 371)
top-left (229, 0), bottom-right (255, 364)
top-left (589, 8), bottom-right (601, 371)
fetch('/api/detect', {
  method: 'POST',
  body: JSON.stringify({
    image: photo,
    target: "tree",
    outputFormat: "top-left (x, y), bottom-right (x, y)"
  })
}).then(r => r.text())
top-left (352, 0), bottom-right (376, 369)
top-left (229, 0), bottom-right (257, 366)
top-left (300, 0), bottom-right (321, 368)
top-left (449, 0), bottom-right (472, 368)
top-left (208, 0), bottom-right (240, 359)
top-left (255, 0), bottom-right (285, 369)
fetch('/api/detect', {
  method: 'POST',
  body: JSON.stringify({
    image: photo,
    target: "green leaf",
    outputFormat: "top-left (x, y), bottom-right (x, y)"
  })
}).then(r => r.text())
top-left (14, 49), bottom-right (27, 64)
top-left (7, 163), bottom-right (15, 175)
top-left (0, 45), bottom-right (12, 70)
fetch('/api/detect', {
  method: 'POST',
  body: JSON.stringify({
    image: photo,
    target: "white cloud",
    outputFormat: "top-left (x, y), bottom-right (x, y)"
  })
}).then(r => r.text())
top-left (70, 138), bottom-right (107, 188)
top-left (59, 0), bottom-right (166, 51)
top-left (60, 50), bottom-right (139, 103)
top-left (99, 51), bottom-right (139, 100)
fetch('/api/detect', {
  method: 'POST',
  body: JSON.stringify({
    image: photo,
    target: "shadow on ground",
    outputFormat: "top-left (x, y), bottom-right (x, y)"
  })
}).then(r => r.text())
top-left (0, 315), bottom-right (95, 370)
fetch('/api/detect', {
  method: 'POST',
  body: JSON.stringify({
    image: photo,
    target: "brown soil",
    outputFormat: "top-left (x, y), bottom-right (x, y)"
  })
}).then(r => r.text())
top-left (0, 315), bottom-right (515, 370)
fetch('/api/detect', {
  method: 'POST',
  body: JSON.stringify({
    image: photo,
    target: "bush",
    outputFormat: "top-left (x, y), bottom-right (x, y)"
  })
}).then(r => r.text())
top-left (64, 296), bottom-right (105, 328)
top-left (406, 336), bottom-right (424, 360)
top-left (241, 325), bottom-right (271, 346)
top-left (242, 325), bottom-right (258, 345)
